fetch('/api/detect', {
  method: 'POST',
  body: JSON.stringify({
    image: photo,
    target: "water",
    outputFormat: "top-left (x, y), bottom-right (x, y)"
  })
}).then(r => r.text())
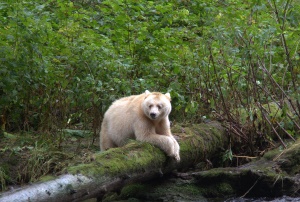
top-left (223, 196), bottom-right (300, 202)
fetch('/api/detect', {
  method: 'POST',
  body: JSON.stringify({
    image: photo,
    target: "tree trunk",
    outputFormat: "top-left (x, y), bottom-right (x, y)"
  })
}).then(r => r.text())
top-left (0, 121), bottom-right (227, 202)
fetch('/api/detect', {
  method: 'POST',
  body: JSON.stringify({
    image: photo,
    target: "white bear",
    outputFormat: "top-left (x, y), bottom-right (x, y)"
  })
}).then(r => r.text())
top-left (100, 90), bottom-right (180, 161)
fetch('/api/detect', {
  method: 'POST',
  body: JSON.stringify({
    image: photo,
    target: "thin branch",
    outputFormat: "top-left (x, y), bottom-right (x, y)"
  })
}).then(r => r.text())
top-left (270, 0), bottom-right (300, 117)
top-left (208, 46), bottom-right (233, 121)
top-left (233, 155), bottom-right (257, 159)
top-left (255, 81), bottom-right (300, 132)
top-left (258, 103), bottom-right (287, 148)
top-left (275, 120), bottom-right (295, 142)
top-left (258, 58), bottom-right (300, 119)
top-left (240, 176), bottom-right (261, 198)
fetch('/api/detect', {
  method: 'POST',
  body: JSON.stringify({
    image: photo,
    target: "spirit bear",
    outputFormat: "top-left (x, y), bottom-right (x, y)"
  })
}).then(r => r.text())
top-left (100, 90), bottom-right (180, 162)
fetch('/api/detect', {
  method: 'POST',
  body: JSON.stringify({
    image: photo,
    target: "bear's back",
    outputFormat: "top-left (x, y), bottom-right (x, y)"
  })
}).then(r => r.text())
top-left (104, 93), bottom-right (144, 120)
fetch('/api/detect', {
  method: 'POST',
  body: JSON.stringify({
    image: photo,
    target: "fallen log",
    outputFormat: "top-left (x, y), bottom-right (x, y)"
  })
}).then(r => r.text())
top-left (192, 139), bottom-right (300, 198)
top-left (0, 121), bottom-right (227, 202)
top-left (105, 140), bottom-right (300, 201)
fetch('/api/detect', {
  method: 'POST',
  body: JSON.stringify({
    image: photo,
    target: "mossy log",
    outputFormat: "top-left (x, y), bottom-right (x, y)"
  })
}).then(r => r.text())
top-left (192, 139), bottom-right (300, 198)
top-left (109, 140), bottom-right (300, 201)
top-left (0, 121), bottom-right (227, 202)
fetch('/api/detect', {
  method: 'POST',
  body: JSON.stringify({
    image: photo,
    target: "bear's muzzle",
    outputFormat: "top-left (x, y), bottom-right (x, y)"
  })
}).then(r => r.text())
top-left (150, 113), bottom-right (157, 119)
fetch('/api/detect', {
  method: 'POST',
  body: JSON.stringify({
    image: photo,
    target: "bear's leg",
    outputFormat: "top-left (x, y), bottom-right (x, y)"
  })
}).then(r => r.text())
top-left (155, 120), bottom-right (180, 161)
top-left (170, 136), bottom-right (180, 161)
top-left (100, 134), bottom-right (116, 151)
top-left (137, 133), bottom-right (180, 162)
top-left (100, 120), bottom-right (116, 151)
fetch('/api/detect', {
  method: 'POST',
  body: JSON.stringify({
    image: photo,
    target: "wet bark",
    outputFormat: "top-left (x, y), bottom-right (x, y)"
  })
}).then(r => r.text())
top-left (0, 121), bottom-right (227, 202)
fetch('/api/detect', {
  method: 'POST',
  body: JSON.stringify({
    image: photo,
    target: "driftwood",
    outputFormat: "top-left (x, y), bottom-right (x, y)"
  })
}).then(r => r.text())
top-left (0, 121), bottom-right (227, 202)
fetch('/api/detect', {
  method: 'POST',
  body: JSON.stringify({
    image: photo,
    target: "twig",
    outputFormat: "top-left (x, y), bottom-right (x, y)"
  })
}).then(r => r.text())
top-left (272, 151), bottom-right (284, 161)
top-left (233, 155), bottom-right (257, 159)
top-left (258, 58), bottom-right (300, 119)
top-left (208, 46), bottom-right (233, 121)
top-left (269, 0), bottom-right (300, 118)
top-left (255, 83), bottom-right (300, 131)
top-left (222, 120), bottom-right (247, 141)
top-left (286, 113), bottom-right (300, 131)
top-left (272, 175), bottom-right (282, 187)
top-left (275, 120), bottom-right (295, 142)
top-left (240, 176), bottom-right (261, 198)
top-left (258, 103), bottom-right (287, 148)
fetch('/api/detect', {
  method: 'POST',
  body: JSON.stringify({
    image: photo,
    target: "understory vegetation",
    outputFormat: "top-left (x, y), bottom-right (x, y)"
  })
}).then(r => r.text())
top-left (0, 0), bottom-right (299, 191)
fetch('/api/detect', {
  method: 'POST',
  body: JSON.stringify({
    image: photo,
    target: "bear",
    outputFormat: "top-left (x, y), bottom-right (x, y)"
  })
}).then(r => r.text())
top-left (100, 90), bottom-right (180, 162)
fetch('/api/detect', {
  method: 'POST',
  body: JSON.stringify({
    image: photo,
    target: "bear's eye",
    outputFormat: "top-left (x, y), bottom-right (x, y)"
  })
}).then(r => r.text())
top-left (157, 104), bottom-right (162, 109)
top-left (149, 104), bottom-right (153, 108)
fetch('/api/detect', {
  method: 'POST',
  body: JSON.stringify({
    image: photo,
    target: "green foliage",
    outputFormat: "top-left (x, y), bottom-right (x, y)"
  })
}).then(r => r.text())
top-left (0, 166), bottom-right (9, 190)
top-left (0, 0), bottom-right (299, 148)
top-left (222, 149), bottom-right (233, 163)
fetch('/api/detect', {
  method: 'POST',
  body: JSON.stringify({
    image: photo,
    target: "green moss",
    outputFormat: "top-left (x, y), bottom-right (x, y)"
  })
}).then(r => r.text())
top-left (193, 168), bottom-right (237, 197)
top-left (198, 182), bottom-right (234, 197)
top-left (102, 192), bottom-right (119, 202)
top-left (171, 124), bottom-right (185, 133)
top-left (276, 140), bottom-right (300, 174)
top-left (196, 168), bottom-right (234, 180)
top-left (191, 122), bottom-right (226, 150)
top-left (175, 122), bottom-right (226, 167)
top-left (120, 183), bottom-right (146, 198)
top-left (216, 182), bottom-right (234, 195)
top-left (263, 148), bottom-right (282, 160)
top-left (179, 135), bottom-right (204, 165)
top-left (149, 181), bottom-right (206, 201)
top-left (67, 141), bottom-right (166, 178)
top-left (176, 184), bottom-right (202, 196)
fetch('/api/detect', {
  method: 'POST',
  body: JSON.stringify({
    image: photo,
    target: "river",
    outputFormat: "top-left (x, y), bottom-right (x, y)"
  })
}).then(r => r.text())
top-left (223, 196), bottom-right (300, 202)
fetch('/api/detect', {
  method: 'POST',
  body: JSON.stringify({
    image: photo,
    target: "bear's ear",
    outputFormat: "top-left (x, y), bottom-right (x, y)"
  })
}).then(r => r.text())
top-left (144, 90), bottom-right (151, 99)
top-left (165, 92), bottom-right (171, 100)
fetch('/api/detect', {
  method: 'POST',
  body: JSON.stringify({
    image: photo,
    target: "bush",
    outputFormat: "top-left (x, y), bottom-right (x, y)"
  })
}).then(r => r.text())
top-left (0, 0), bottom-right (299, 148)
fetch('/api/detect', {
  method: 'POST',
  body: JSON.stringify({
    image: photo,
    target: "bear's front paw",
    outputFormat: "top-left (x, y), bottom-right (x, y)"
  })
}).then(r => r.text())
top-left (171, 137), bottom-right (180, 162)
top-left (170, 145), bottom-right (180, 162)
top-left (173, 152), bottom-right (180, 162)
top-left (165, 136), bottom-right (180, 162)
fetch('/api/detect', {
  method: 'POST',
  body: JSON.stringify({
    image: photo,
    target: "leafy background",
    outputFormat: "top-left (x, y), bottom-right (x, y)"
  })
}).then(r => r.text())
top-left (0, 0), bottom-right (299, 152)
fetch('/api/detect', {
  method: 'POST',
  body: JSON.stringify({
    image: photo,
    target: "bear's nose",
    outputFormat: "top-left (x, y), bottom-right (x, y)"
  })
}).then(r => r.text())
top-left (150, 113), bottom-right (156, 119)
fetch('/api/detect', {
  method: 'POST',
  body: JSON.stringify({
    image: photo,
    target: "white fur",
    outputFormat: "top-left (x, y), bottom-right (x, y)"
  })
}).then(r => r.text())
top-left (100, 90), bottom-right (180, 161)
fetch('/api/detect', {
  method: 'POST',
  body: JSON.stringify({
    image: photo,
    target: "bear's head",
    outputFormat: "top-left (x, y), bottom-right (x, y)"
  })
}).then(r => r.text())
top-left (142, 90), bottom-right (171, 121)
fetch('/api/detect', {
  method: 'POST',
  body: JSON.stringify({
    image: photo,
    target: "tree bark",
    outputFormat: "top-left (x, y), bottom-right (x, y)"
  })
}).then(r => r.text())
top-left (0, 121), bottom-right (227, 202)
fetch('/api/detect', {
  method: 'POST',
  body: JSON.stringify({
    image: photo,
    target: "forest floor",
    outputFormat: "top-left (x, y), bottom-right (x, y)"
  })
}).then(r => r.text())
top-left (0, 129), bottom-right (99, 192)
